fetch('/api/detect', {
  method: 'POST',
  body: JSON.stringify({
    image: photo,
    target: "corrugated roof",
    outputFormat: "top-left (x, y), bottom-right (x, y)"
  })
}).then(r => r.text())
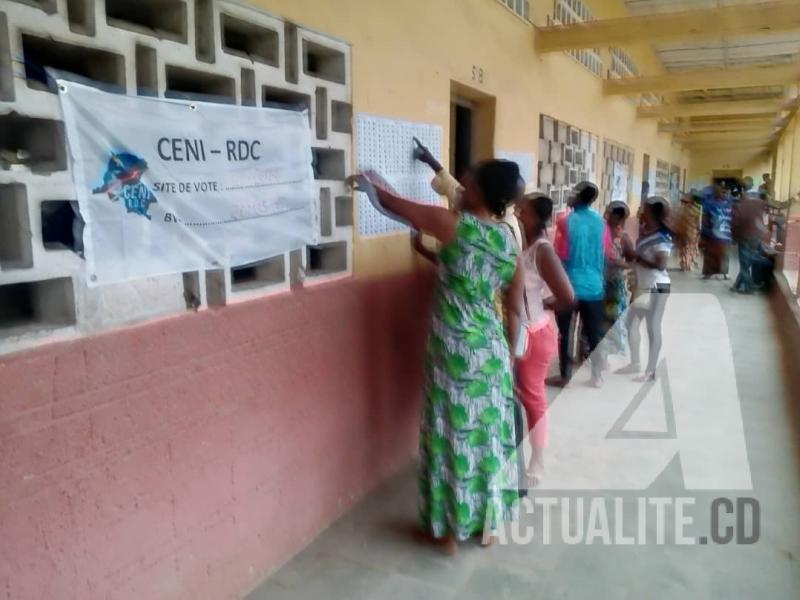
top-left (623, 0), bottom-right (799, 108)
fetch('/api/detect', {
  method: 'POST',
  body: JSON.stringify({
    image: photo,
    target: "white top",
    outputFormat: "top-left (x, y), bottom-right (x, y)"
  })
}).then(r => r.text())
top-left (431, 170), bottom-right (463, 210)
top-left (634, 230), bottom-right (672, 291)
top-left (522, 238), bottom-right (552, 328)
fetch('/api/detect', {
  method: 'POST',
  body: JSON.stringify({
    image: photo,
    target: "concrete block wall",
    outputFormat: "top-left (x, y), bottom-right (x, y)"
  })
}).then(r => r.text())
top-left (538, 113), bottom-right (599, 211)
top-left (0, 0), bottom-right (353, 353)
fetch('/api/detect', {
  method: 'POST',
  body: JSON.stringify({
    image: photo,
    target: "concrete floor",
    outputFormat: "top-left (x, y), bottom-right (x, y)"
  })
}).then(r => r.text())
top-left (247, 271), bottom-right (800, 599)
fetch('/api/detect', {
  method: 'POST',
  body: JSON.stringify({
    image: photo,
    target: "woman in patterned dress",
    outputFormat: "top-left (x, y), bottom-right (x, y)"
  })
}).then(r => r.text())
top-left (358, 161), bottom-right (524, 554)
top-left (602, 201), bottom-right (634, 356)
top-left (675, 192), bottom-right (702, 272)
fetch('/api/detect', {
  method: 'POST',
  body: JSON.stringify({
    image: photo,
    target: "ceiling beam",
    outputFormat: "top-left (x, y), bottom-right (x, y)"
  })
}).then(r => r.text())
top-left (679, 133), bottom-right (775, 149)
top-left (685, 145), bottom-right (770, 151)
top-left (637, 99), bottom-right (786, 119)
top-left (679, 130), bottom-right (774, 140)
top-left (659, 119), bottom-right (781, 134)
top-left (605, 63), bottom-right (800, 96)
top-left (682, 144), bottom-right (772, 155)
top-left (681, 141), bottom-right (774, 152)
top-left (686, 148), bottom-right (772, 163)
top-left (535, 1), bottom-right (800, 52)
top-left (688, 113), bottom-right (786, 123)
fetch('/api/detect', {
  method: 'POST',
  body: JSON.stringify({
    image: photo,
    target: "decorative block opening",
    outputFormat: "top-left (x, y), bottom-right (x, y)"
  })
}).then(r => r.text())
top-left (231, 255), bottom-right (285, 291)
top-left (41, 200), bottom-right (82, 254)
top-left (315, 87), bottom-right (327, 140)
top-left (319, 188), bottom-right (332, 237)
top-left (240, 67), bottom-right (255, 106)
top-left (288, 248), bottom-right (304, 287)
top-left (105, 0), bottom-right (187, 42)
top-left (0, 278), bottom-right (76, 333)
top-left (331, 101), bottom-right (352, 134)
top-left (205, 268), bottom-right (226, 307)
top-left (284, 22), bottom-right (298, 83)
top-left (311, 148), bottom-right (345, 181)
top-left (554, 165), bottom-right (566, 186)
top-left (21, 34), bottom-right (126, 94)
top-left (569, 169), bottom-right (578, 185)
top-left (182, 272), bottom-right (202, 310)
top-left (165, 65), bottom-right (235, 104)
top-left (0, 184), bottom-right (33, 270)
top-left (135, 44), bottom-right (158, 96)
top-left (195, 0), bottom-right (215, 63)
top-left (307, 242), bottom-right (347, 276)
top-left (303, 40), bottom-right (346, 84)
top-left (0, 13), bottom-right (14, 102)
top-left (335, 195), bottom-right (353, 227)
top-left (262, 85), bottom-right (311, 125)
top-left (221, 13), bottom-right (279, 66)
top-left (8, 0), bottom-right (57, 13)
top-left (0, 113), bottom-right (67, 173)
top-left (263, 84), bottom-right (310, 109)
top-left (67, 0), bottom-right (95, 36)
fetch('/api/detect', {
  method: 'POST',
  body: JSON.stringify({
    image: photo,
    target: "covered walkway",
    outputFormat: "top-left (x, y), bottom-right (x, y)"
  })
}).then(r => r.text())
top-left (248, 270), bottom-right (800, 599)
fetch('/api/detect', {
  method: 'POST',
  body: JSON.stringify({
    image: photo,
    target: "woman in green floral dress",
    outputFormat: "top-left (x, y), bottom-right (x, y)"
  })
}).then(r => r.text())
top-left (357, 161), bottom-right (524, 553)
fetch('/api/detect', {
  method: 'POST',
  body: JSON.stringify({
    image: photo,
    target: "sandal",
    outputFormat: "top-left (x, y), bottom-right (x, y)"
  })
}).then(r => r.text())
top-left (615, 363), bottom-right (641, 375)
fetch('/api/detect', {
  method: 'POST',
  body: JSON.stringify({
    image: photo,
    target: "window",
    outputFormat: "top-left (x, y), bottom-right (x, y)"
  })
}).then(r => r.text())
top-left (609, 47), bottom-right (638, 79)
top-left (609, 48), bottom-right (641, 103)
top-left (552, 0), bottom-right (603, 77)
top-left (498, 0), bottom-right (531, 21)
top-left (640, 93), bottom-right (661, 107)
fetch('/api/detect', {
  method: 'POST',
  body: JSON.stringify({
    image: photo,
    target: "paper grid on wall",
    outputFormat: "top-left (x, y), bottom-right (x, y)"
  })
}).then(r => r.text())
top-left (497, 151), bottom-right (535, 190)
top-left (612, 163), bottom-right (630, 204)
top-left (355, 114), bottom-right (442, 237)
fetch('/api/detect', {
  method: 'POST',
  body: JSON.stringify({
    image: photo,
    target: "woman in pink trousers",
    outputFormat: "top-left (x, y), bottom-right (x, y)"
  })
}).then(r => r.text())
top-left (515, 193), bottom-right (575, 486)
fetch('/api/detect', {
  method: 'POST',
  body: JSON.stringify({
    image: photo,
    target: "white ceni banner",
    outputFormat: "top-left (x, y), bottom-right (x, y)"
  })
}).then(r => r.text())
top-left (58, 80), bottom-right (317, 286)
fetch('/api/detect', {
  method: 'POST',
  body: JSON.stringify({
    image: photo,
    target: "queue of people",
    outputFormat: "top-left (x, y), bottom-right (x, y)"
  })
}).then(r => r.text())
top-left (672, 177), bottom-right (777, 293)
top-left (351, 149), bottom-right (773, 555)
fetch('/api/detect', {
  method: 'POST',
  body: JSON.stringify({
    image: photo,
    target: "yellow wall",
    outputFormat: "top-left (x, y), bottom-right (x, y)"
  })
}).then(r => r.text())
top-left (687, 150), bottom-right (772, 192)
top-left (253, 0), bottom-right (688, 277)
top-left (774, 112), bottom-right (800, 204)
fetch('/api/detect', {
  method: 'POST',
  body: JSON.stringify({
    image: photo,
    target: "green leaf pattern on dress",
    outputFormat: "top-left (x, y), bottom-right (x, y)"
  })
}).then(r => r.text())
top-left (418, 213), bottom-right (520, 541)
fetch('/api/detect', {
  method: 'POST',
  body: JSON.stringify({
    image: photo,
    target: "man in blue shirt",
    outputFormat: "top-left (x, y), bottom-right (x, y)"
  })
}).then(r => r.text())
top-left (700, 183), bottom-right (733, 279)
top-left (552, 182), bottom-right (611, 387)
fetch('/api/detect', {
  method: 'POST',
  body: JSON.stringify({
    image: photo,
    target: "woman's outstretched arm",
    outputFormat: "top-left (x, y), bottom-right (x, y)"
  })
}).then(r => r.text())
top-left (355, 171), bottom-right (459, 245)
top-left (413, 137), bottom-right (443, 173)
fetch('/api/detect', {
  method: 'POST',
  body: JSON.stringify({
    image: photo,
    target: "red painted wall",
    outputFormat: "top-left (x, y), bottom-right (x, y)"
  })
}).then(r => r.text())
top-left (0, 270), bottom-right (434, 600)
